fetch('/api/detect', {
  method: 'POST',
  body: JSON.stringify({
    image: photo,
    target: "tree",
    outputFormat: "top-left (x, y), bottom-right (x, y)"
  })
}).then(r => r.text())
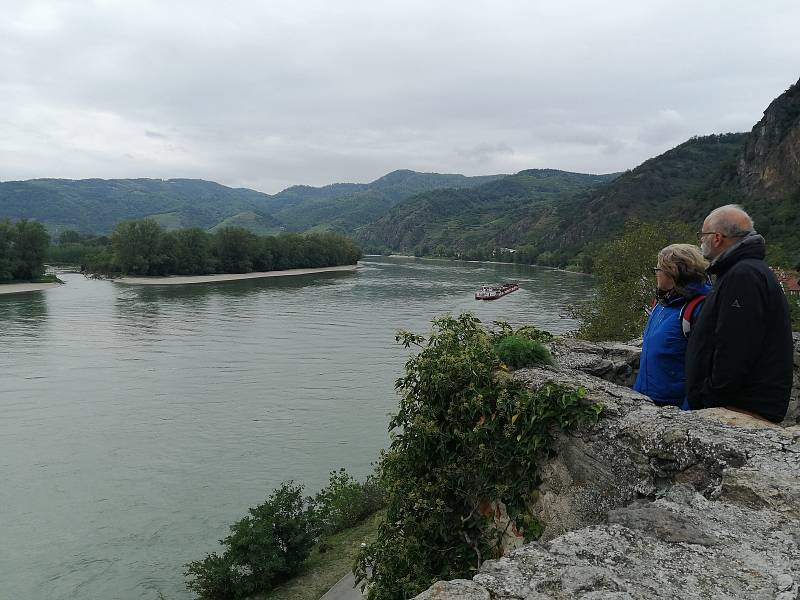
top-left (172, 228), bottom-right (213, 275)
top-left (214, 227), bottom-right (258, 273)
top-left (185, 482), bottom-right (316, 600)
top-left (354, 315), bottom-right (598, 600)
top-left (8, 220), bottom-right (50, 281)
top-left (571, 219), bottom-right (695, 341)
top-left (58, 230), bottom-right (83, 245)
top-left (0, 219), bottom-right (15, 281)
top-left (111, 219), bottom-right (164, 275)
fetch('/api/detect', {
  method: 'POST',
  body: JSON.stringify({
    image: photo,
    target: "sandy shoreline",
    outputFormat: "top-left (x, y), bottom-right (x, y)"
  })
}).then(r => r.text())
top-left (0, 282), bottom-right (60, 295)
top-left (114, 264), bottom-right (359, 285)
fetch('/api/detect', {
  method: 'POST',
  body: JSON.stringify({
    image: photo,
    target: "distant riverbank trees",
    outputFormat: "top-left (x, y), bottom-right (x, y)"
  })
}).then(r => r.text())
top-left (78, 219), bottom-right (361, 276)
top-left (0, 219), bottom-right (50, 282)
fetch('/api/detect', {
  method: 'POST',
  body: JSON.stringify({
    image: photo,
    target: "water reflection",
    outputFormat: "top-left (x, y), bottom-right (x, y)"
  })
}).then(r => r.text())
top-left (0, 292), bottom-right (49, 335)
top-left (112, 271), bottom-right (359, 342)
top-left (117, 269), bottom-right (357, 304)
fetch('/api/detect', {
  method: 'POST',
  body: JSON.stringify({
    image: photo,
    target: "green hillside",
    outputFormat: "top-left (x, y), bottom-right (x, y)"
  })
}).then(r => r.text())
top-left (208, 211), bottom-right (283, 235)
top-left (355, 169), bottom-right (617, 258)
top-left (0, 170), bottom-right (504, 238)
top-left (530, 133), bottom-right (749, 262)
top-left (0, 178), bottom-right (274, 235)
top-left (266, 169), bottom-right (506, 233)
top-left (353, 134), bottom-right (764, 269)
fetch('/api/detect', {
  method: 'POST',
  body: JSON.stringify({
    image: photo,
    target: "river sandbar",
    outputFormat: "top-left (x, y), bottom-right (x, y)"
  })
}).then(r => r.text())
top-left (0, 282), bottom-right (60, 295)
top-left (114, 264), bottom-right (359, 285)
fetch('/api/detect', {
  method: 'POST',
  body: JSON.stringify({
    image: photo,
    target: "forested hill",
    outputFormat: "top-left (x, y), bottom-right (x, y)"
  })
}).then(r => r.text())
top-left (357, 78), bottom-right (800, 269)
top-left (547, 77), bottom-right (800, 267)
top-left (0, 170), bottom-right (504, 236)
top-left (261, 169), bottom-right (506, 234)
top-left (354, 169), bottom-right (618, 258)
top-left (0, 178), bottom-right (280, 235)
top-left (539, 133), bottom-right (749, 260)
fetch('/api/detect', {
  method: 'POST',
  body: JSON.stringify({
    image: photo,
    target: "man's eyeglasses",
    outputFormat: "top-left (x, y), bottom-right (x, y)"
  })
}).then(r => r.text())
top-left (696, 230), bottom-right (752, 241)
top-left (652, 267), bottom-right (663, 273)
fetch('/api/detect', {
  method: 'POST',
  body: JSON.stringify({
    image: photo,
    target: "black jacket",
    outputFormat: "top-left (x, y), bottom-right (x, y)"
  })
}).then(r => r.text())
top-left (685, 234), bottom-right (793, 423)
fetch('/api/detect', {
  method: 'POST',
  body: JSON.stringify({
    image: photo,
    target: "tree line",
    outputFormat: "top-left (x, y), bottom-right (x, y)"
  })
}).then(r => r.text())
top-left (55, 219), bottom-right (362, 276)
top-left (0, 219), bottom-right (50, 282)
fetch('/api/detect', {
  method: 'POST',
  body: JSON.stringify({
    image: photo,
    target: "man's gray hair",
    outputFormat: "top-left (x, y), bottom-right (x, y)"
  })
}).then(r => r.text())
top-left (707, 204), bottom-right (755, 238)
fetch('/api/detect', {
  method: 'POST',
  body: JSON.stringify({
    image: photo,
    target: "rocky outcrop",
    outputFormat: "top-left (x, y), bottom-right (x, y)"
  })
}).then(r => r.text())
top-left (413, 338), bottom-right (800, 600)
top-left (738, 77), bottom-right (800, 199)
top-left (550, 336), bottom-right (800, 426)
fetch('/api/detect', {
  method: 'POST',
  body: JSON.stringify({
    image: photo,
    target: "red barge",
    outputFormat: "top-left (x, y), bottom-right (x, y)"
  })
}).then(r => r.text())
top-left (475, 282), bottom-right (519, 300)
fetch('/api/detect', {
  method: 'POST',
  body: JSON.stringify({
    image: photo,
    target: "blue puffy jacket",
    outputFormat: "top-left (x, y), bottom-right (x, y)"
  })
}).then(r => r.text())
top-left (633, 282), bottom-right (711, 407)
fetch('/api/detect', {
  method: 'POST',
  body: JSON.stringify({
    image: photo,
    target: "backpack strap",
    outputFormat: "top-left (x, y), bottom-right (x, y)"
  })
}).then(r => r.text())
top-left (679, 295), bottom-right (706, 338)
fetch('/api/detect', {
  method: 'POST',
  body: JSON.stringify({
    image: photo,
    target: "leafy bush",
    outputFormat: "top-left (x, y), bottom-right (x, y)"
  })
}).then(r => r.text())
top-left (186, 470), bottom-right (385, 599)
top-left (185, 482), bottom-right (316, 600)
top-left (493, 335), bottom-right (552, 369)
top-left (353, 314), bottom-right (600, 600)
top-left (313, 468), bottom-right (385, 537)
top-left (570, 219), bottom-right (695, 341)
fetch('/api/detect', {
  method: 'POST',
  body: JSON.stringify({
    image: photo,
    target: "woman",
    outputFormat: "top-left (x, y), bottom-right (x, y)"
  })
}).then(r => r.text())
top-left (633, 243), bottom-right (711, 407)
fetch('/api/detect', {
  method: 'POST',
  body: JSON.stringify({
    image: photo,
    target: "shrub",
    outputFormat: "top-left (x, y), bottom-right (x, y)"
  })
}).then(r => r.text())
top-left (493, 335), bottom-right (552, 368)
top-left (354, 314), bottom-right (600, 600)
top-left (185, 482), bottom-right (316, 600)
top-left (313, 468), bottom-right (385, 537)
top-left (184, 553), bottom-right (236, 600)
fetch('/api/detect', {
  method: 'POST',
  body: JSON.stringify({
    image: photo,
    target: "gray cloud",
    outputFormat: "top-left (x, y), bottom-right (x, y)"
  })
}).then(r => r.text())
top-left (1, 0), bottom-right (799, 192)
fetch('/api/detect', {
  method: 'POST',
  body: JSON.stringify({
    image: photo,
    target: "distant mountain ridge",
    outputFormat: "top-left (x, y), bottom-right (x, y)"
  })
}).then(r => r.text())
top-left (0, 170), bottom-right (506, 236)
top-left (356, 77), bottom-right (800, 268)
top-left (0, 178), bottom-right (277, 235)
top-left (263, 169), bottom-right (506, 234)
top-left (355, 169), bottom-right (618, 255)
top-left (2, 76), bottom-right (798, 268)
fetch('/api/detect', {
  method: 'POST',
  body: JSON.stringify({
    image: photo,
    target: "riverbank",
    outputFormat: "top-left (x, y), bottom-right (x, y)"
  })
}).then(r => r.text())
top-left (0, 282), bottom-right (60, 295)
top-left (114, 264), bottom-right (359, 285)
top-left (262, 511), bottom-right (382, 600)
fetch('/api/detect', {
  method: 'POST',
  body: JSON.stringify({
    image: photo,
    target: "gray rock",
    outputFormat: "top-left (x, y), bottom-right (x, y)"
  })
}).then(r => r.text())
top-left (413, 580), bottom-right (490, 600)
top-left (412, 336), bottom-right (800, 600)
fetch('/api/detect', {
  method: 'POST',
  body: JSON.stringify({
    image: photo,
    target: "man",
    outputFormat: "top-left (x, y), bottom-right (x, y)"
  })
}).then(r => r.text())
top-left (685, 204), bottom-right (793, 423)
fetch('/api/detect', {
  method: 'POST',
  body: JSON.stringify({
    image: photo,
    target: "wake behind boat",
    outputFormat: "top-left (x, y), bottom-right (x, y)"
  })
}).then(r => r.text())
top-left (475, 282), bottom-right (519, 300)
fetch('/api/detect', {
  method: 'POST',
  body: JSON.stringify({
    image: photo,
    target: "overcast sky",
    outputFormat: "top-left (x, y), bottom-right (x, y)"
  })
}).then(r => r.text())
top-left (1, 1), bottom-right (798, 193)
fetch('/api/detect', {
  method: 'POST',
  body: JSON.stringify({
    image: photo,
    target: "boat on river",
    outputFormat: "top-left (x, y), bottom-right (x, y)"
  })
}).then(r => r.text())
top-left (475, 282), bottom-right (519, 300)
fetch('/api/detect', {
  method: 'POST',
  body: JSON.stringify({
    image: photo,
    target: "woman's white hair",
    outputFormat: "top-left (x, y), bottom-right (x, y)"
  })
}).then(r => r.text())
top-left (657, 243), bottom-right (708, 294)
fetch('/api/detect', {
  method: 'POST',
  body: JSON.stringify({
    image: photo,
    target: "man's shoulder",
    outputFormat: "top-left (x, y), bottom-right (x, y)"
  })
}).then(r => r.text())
top-left (724, 256), bottom-right (771, 280)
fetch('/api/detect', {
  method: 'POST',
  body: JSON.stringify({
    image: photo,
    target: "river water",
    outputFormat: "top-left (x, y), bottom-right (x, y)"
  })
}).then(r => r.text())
top-left (0, 256), bottom-right (591, 600)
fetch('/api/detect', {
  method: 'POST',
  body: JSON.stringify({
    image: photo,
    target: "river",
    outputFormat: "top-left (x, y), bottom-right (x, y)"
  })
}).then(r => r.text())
top-left (0, 256), bottom-right (591, 600)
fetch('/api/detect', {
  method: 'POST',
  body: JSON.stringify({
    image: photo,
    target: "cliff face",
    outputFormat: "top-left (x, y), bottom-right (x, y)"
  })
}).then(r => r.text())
top-left (414, 337), bottom-right (800, 600)
top-left (738, 78), bottom-right (800, 199)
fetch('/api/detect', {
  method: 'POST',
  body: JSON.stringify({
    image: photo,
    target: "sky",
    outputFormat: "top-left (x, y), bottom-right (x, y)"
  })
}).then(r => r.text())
top-left (1, 1), bottom-right (799, 194)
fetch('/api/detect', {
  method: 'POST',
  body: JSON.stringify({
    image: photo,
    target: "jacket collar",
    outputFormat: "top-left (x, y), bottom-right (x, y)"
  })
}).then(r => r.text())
top-left (707, 232), bottom-right (765, 277)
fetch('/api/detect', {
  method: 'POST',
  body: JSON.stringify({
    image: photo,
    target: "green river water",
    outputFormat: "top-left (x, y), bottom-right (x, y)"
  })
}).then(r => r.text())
top-left (0, 256), bottom-right (592, 600)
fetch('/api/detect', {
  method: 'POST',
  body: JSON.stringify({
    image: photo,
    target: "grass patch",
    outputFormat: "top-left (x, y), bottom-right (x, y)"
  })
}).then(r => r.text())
top-left (494, 334), bottom-right (552, 369)
top-left (255, 511), bottom-right (384, 600)
top-left (33, 274), bottom-right (64, 284)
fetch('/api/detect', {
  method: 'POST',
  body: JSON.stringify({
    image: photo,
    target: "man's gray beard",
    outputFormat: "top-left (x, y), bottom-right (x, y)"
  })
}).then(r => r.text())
top-left (700, 241), bottom-right (714, 260)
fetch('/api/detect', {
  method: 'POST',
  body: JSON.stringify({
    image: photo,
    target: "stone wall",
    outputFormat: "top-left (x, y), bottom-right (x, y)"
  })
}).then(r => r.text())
top-left (413, 338), bottom-right (800, 600)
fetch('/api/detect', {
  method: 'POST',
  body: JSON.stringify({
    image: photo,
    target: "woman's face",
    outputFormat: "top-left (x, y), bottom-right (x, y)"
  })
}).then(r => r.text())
top-left (655, 266), bottom-right (675, 291)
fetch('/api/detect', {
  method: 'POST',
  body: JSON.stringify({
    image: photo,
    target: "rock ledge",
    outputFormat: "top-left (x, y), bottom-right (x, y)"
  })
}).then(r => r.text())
top-left (414, 338), bottom-right (800, 600)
